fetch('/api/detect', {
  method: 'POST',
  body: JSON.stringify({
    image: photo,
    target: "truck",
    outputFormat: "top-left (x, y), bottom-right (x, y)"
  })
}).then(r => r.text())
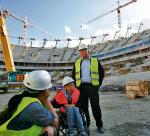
top-left (0, 71), bottom-right (27, 92)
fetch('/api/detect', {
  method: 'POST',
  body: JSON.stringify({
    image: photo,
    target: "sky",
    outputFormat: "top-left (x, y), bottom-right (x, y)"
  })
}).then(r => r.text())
top-left (1, 0), bottom-right (150, 48)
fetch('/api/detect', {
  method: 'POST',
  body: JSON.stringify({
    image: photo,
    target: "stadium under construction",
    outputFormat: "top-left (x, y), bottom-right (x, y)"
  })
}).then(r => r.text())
top-left (0, 27), bottom-right (150, 90)
top-left (0, 1), bottom-right (150, 135)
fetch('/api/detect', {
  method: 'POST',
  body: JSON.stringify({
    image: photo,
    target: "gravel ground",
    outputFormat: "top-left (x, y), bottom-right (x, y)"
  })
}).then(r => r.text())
top-left (0, 90), bottom-right (150, 136)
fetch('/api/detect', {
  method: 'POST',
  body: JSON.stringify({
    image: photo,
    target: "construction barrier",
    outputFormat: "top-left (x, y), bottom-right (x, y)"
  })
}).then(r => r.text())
top-left (8, 82), bottom-right (24, 89)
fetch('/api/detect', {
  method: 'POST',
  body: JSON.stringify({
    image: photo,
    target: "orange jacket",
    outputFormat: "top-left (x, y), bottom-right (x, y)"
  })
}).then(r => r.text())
top-left (54, 87), bottom-right (80, 112)
top-left (54, 87), bottom-right (80, 105)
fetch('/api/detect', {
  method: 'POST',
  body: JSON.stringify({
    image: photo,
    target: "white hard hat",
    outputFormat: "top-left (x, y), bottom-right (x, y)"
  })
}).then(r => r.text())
top-left (23, 70), bottom-right (52, 92)
top-left (78, 44), bottom-right (88, 51)
top-left (62, 76), bottom-right (74, 86)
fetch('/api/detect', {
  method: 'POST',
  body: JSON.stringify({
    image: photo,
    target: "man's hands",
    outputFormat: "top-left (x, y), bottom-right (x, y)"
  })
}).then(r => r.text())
top-left (64, 104), bottom-right (75, 107)
top-left (43, 98), bottom-right (58, 128)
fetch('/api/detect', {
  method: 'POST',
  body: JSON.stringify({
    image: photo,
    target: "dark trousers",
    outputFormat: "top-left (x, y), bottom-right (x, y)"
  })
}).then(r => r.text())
top-left (78, 83), bottom-right (103, 127)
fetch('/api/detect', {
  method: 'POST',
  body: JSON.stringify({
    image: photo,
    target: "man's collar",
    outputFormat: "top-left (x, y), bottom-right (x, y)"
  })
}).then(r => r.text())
top-left (80, 56), bottom-right (91, 60)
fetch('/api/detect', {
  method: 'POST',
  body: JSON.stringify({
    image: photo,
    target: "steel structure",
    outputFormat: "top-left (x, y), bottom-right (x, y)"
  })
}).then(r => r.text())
top-left (82, 0), bottom-right (137, 29)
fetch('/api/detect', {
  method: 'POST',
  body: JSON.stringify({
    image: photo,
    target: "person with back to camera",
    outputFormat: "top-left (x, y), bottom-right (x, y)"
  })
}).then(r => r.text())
top-left (51, 76), bottom-right (88, 136)
top-left (72, 44), bottom-right (105, 134)
top-left (0, 70), bottom-right (58, 136)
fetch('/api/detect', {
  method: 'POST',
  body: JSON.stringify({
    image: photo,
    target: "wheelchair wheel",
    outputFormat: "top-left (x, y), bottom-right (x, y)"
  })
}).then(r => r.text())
top-left (57, 113), bottom-right (68, 136)
top-left (80, 110), bottom-right (90, 136)
top-left (57, 125), bottom-right (67, 136)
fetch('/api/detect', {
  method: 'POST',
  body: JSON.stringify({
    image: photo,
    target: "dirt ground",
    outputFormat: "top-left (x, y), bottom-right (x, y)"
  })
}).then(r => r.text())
top-left (0, 90), bottom-right (150, 136)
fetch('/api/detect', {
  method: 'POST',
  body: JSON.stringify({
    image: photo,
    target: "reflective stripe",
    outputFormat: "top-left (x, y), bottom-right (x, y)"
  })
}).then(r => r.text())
top-left (91, 78), bottom-right (99, 80)
top-left (75, 58), bottom-right (82, 87)
top-left (75, 58), bottom-right (100, 86)
top-left (91, 58), bottom-right (99, 86)
top-left (91, 72), bottom-right (99, 74)
top-left (76, 78), bottom-right (81, 81)
top-left (75, 71), bottom-right (80, 75)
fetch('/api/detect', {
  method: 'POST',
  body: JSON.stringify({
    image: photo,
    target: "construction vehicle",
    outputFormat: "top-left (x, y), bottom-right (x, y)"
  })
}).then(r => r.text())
top-left (0, 72), bottom-right (8, 93)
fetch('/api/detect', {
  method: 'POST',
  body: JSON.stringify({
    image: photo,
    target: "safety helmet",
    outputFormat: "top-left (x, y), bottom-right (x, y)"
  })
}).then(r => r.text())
top-left (23, 70), bottom-right (52, 92)
top-left (78, 44), bottom-right (88, 51)
top-left (62, 76), bottom-right (74, 86)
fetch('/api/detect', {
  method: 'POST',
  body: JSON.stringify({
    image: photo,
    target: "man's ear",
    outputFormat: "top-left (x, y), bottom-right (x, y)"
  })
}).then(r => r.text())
top-left (44, 90), bottom-right (50, 97)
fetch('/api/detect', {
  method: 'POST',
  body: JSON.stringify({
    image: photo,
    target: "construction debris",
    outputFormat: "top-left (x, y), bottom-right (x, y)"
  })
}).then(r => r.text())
top-left (125, 80), bottom-right (149, 99)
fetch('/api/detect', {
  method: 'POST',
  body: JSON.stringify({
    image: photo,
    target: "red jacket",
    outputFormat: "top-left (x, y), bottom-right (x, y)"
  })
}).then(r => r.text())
top-left (54, 87), bottom-right (80, 112)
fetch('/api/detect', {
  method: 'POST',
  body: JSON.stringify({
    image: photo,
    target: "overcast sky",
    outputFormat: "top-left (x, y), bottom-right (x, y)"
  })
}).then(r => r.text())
top-left (1, 0), bottom-right (150, 47)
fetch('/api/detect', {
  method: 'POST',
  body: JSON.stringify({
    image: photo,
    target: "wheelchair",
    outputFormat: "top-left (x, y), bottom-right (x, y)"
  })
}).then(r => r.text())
top-left (56, 108), bottom-right (90, 136)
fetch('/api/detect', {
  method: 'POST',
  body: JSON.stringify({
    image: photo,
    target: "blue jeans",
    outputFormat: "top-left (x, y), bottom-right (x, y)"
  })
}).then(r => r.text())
top-left (65, 107), bottom-right (87, 136)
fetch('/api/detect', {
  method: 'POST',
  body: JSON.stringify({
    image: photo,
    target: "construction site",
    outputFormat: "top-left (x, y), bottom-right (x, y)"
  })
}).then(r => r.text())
top-left (0, 0), bottom-right (150, 135)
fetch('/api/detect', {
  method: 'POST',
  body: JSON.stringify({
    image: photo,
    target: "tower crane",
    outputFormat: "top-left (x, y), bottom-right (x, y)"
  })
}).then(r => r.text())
top-left (3, 10), bottom-right (51, 39)
top-left (81, 0), bottom-right (137, 29)
top-left (0, 9), bottom-right (52, 72)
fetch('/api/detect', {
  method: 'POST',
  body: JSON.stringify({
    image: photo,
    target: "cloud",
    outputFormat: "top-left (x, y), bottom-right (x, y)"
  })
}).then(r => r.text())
top-left (118, 0), bottom-right (150, 31)
top-left (62, 36), bottom-right (91, 47)
top-left (82, 0), bottom-right (150, 41)
top-left (26, 0), bottom-right (150, 48)
top-left (82, 36), bottom-right (92, 45)
top-left (94, 29), bottom-right (103, 37)
top-left (44, 41), bottom-right (55, 48)
top-left (64, 26), bottom-right (72, 33)
top-left (25, 40), bottom-right (57, 48)
top-left (65, 36), bottom-right (79, 47)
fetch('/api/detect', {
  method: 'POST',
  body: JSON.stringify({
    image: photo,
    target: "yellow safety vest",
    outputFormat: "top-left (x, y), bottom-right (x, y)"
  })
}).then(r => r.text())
top-left (75, 58), bottom-right (99, 87)
top-left (0, 97), bottom-right (43, 136)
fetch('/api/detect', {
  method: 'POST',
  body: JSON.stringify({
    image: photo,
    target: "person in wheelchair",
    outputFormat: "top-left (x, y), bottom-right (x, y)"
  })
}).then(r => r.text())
top-left (51, 76), bottom-right (88, 136)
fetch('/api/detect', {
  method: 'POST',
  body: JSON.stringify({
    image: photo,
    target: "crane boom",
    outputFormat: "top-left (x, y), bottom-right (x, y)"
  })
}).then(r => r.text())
top-left (9, 13), bottom-right (51, 39)
top-left (0, 12), bottom-right (16, 72)
top-left (85, 0), bottom-right (137, 25)
top-left (3, 10), bottom-right (51, 38)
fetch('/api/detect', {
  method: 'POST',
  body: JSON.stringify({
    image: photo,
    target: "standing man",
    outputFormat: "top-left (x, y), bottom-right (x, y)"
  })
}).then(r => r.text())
top-left (72, 44), bottom-right (104, 134)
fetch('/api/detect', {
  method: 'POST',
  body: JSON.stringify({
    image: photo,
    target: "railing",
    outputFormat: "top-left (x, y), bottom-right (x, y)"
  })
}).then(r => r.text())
top-left (93, 39), bottom-right (150, 59)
